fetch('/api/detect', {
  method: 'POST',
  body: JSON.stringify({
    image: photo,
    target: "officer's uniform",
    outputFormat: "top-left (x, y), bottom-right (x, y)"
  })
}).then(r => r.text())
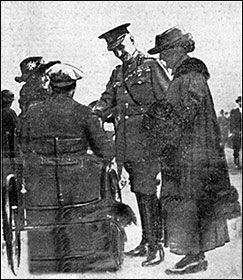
top-left (95, 23), bottom-right (170, 266)
top-left (96, 52), bottom-right (170, 195)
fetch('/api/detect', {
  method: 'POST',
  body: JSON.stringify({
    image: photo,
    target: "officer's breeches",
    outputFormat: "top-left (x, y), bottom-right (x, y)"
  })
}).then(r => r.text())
top-left (124, 160), bottom-right (160, 195)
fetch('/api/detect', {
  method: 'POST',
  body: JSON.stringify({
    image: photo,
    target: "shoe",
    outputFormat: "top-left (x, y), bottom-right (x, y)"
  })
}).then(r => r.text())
top-left (165, 260), bottom-right (208, 275)
top-left (125, 243), bottom-right (147, 257)
top-left (175, 252), bottom-right (205, 269)
top-left (141, 245), bottom-right (164, 267)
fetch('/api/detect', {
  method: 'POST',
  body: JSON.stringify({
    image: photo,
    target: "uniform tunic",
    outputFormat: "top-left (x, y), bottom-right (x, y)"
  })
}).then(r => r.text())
top-left (96, 52), bottom-right (170, 195)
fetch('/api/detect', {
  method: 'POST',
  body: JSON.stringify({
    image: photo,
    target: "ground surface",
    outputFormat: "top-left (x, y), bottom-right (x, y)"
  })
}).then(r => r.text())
top-left (1, 147), bottom-right (242, 279)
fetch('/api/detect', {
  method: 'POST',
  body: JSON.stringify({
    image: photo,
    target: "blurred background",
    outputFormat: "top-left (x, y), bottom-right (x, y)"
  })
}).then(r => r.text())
top-left (1, 1), bottom-right (242, 116)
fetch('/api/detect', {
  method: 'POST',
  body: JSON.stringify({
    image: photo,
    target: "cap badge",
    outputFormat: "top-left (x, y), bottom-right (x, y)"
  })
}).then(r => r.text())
top-left (26, 61), bottom-right (37, 70)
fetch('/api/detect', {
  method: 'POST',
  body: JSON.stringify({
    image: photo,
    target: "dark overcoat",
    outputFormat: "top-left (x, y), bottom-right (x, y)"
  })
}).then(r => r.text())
top-left (229, 107), bottom-right (241, 134)
top-left (95, 52), bottom-right (170, 195)
top-left (19, 93), bottom-right (115, 207)
top-left (2, 107), bottom-right (18, 182)
top-left (18, 83), bottom-right (51, 116)
top-left (229, 107), bottom-right (241, 156)
top-left (144, 56), bottom-right (241, 255)
top-left (18, 92), bottom-right (135, 273)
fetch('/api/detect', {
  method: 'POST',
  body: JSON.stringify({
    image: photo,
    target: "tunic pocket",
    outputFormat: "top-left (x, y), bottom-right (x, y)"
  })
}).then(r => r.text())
top-left (125, 68), bottom-right (154, 104)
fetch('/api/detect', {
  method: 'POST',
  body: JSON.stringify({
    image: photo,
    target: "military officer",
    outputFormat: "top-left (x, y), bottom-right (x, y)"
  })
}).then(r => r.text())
top-left (93, 23), bottom-right (170, 266)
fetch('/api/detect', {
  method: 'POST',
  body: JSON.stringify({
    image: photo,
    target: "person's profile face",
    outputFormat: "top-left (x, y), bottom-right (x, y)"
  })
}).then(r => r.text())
top-left (159, 47), bottom-right (178, 70)
top-left (40, 73), bottom-right (50, 90)
top-left (112, 35), bottom-right (136, 63)
top-left (31, 72), bottom-right (50, 90)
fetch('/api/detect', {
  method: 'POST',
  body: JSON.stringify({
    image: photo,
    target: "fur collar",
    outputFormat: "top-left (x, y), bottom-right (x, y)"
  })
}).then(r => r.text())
top-left (174, 57), bottom-right (210, 80)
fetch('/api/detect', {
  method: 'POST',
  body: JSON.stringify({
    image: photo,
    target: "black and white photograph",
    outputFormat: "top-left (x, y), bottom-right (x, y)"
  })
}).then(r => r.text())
top-left (1, 1), bottom-right (242, 279)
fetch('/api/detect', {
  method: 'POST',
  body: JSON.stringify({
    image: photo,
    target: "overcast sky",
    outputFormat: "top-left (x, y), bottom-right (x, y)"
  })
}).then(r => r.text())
top-left (1, 1), bottom-right (242, 115)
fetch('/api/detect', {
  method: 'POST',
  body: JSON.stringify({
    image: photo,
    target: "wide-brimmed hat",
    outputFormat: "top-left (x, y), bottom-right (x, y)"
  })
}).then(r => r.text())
top-left (235, 96), bottom-right (241, 103)
top-left (47, 63), bottom-right (84, 88)
top-left (15, 56), bottom-right (61, 83)
top-left (148, 26), bottom-right (192, 55)
top-left (98, 23), bottom-right (130, 51)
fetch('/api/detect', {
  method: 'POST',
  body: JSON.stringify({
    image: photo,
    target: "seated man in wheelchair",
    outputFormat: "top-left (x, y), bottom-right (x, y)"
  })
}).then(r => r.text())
top-left (3, 63), bottom-right (135, 274)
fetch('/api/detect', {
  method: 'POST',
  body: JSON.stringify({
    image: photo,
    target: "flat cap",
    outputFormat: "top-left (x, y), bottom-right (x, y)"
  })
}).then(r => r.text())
top-left (47, 63), bottom-right (84, 88)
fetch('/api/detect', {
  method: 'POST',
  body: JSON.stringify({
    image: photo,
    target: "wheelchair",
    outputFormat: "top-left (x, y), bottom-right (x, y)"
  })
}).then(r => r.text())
top-left (2, 160), bottom-right (136, 275)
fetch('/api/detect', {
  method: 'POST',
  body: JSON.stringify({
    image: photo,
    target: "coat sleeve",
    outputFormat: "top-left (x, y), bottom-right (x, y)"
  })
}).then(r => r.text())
top-left (17, 113), bottom-right (31, 154)
top-left (229, 109), bottom-right (241, 133)
top-left (168, 72), bottom-right (207, 128)
top-left (143, 72), bottom-right (208, 155)
top-left (93, 68), bottom-right (118, 121)
top-left (149, 59), bottom-right (171, 100)
top-left (85, 108), bottom-right (115, 161)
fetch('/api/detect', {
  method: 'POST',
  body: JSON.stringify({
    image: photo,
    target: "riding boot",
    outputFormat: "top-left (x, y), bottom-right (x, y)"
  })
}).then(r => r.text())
top-left (153, 193), bottom-right (163, 244)
top-left (141, 194), bottom-right (164, 267)
top-left (125, 193), bottom-right (148, 257)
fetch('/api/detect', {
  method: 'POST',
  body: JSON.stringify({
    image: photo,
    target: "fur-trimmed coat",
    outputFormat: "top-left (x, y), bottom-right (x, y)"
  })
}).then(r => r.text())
top-left (144, 55), bottom-right (241, 255)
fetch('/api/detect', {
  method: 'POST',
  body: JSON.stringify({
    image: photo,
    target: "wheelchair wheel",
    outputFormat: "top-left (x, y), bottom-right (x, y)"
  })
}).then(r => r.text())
top-left (109, 221), bottom-right (125, 271)
top-left (2, 175), bottom-right (18, 275)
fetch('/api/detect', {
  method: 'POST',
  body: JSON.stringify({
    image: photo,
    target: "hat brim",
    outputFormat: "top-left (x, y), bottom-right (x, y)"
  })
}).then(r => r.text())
top-left (38, 60), bottom-right (61, 72)
top-left (50, 80), bottom-right (77, 88)
top-left (107, 35), bottom-right (126, 51)
top-left (147, 46), bottom-right (161, 55)
top-left (148, 33), bottom-right (192, 55)
top-left (98, 23), bottom-right (130, 39)
top-left (147, 44), bottom-right (173, 55)
top-left (15, 60), bottom-right (61, 83)
top-left (15, 76), bottom-right (24, 83)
